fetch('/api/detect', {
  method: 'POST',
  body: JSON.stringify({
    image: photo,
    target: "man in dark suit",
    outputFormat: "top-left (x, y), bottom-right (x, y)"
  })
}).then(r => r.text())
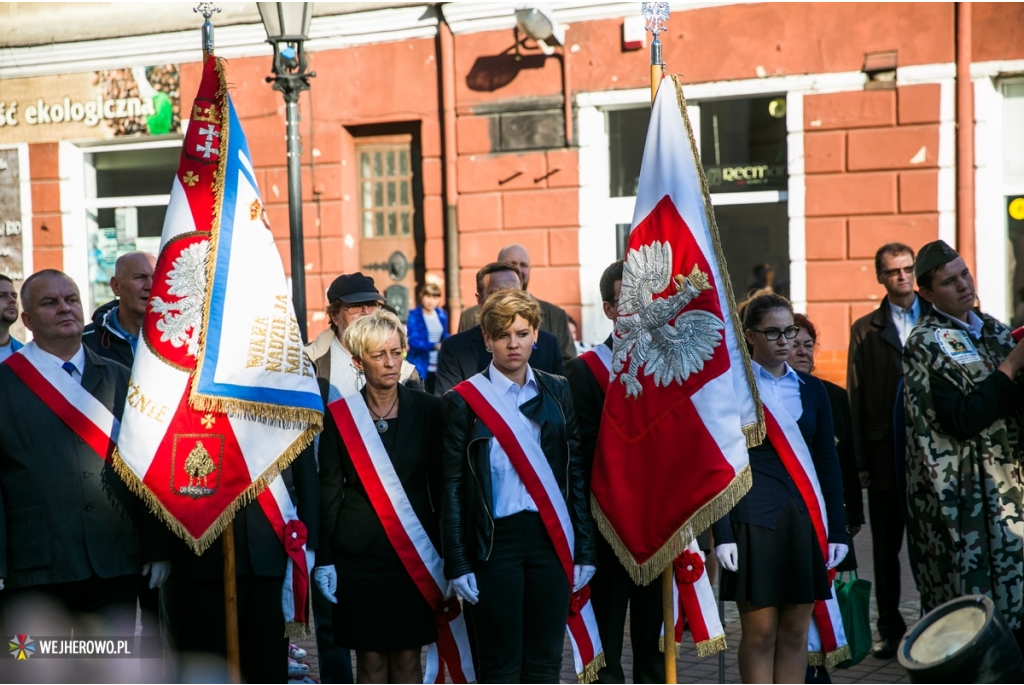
top-left (435, 262), bottom-right (563, 396)
top-left (164, 445), bottom-right (318, 683)
top-left (457, 244), bottom-right (577, 363)
top-left (848, 242), bottom-right (931, 659)
top-left (0, 269), bottom-right (170, 635)
top-left (564, 260), bottom-right (664, 684)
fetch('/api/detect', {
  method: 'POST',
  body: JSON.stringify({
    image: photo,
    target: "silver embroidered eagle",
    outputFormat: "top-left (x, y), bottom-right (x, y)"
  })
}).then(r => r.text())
top-left (150, 240), bottom-right (209, 357)
top-left (612, 241), bottom-right (725, 398)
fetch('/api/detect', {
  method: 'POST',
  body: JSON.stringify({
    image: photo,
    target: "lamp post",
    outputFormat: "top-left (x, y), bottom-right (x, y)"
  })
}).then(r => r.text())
top-left (258, 2), bottom-right (315, 342)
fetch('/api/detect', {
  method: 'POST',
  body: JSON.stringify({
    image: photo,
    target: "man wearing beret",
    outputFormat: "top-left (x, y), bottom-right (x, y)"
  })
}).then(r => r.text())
top-left (902, 240), bottom-right (1024, 645)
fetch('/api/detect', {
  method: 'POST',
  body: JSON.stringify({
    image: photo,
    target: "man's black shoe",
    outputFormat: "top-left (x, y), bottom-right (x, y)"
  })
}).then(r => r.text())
top-left (871, 637), bottom-right (900, 660)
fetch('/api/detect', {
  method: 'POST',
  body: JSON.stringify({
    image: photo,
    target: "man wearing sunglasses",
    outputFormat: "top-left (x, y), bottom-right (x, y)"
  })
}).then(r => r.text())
top-left (847, 242), bottom-right (930, 659)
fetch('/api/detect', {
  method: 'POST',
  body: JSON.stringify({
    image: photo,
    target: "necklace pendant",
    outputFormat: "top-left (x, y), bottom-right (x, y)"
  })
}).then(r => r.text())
top-left (375, 418), bottom-right (388, 433)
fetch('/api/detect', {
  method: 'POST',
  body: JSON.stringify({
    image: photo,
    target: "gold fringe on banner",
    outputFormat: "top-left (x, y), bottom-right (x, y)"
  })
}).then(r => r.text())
top-left (577, 652), bottom-right (606, 684)
top-left (110, 424), bottom-right (317, 556)
top-left (658, 633), bottom-right (726, 658)
top-left (671, 74), bottom-right (765, 449)
top-left (285, 621), bottom-right (311, 640)
top-left (592, 465), bottom-right (752, 587)
top-left (807, 645), bottom-right (851, 668)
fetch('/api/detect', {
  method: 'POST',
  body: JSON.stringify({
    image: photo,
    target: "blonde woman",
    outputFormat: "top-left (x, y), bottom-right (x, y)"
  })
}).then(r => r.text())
top-left (315, 309), bottom-right (443, 684)
top-left (440, 288), bottom-right (598, 683)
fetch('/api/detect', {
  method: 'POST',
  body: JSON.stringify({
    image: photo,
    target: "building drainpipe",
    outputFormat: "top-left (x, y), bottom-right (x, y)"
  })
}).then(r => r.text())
top-left (955, 1), bottom-right (975, 273)
top-left (439, 11), bottom-right (462, 329)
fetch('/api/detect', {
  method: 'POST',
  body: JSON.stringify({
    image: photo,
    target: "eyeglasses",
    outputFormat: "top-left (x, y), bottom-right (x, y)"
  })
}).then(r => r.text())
top-left (344, 302), bottom-right (382, 312)
top-left (880, 266), bottom-right (914, 278)
top-left (749, 326), bottom-right (800, 341)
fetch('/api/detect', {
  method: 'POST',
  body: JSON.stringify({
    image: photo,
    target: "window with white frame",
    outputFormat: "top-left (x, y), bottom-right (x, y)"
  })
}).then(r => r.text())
top-left (83, 139), bottom-right (180, 309)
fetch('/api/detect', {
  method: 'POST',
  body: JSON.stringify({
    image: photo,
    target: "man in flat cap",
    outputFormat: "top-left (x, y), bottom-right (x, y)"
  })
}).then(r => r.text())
top-left (902, 240), bottom-right (1024, 642)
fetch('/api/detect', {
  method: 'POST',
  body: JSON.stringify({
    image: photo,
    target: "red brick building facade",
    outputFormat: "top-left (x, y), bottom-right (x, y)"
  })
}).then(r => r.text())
top-left (3, 2), bottom-right (1024, 385)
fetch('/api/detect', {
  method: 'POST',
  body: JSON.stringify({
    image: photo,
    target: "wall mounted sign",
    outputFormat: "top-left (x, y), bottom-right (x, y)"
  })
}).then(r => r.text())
top-left (0, 65), bottom-right (180, 143)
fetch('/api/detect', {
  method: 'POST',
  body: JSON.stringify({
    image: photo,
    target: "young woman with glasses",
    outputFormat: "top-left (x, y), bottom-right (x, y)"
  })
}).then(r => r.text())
top-left (712, 291), bottom-right (848, 683)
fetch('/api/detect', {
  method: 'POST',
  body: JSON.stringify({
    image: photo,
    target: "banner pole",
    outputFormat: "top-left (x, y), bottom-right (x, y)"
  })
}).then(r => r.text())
top-left (642, 3), bottom-right (674, 682)
top-left (223, 521), bottom-right (241, 684)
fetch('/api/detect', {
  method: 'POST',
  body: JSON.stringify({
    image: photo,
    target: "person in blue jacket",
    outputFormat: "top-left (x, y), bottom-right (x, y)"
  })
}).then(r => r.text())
top-left (405, 283), bottom-right (449, 394)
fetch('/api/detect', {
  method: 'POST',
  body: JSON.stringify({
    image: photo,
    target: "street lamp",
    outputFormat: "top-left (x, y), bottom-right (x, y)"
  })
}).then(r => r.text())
top-left (258, 2), bottom-right (315, 342)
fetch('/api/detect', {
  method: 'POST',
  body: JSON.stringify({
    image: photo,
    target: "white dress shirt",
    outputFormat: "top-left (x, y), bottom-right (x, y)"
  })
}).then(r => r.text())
top-left (37, 344), bottom-right (86, 386)
top-left (487, 361), bottom-right (540, 518)
top-left (890, 296), bottom-right (922, 346)
top-left (753, 360), bottom-right (803, 421)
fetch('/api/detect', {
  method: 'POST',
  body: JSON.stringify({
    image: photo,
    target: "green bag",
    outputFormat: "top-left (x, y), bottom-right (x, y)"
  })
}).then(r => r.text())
top-left (834, 570), bottom-right (872, 668)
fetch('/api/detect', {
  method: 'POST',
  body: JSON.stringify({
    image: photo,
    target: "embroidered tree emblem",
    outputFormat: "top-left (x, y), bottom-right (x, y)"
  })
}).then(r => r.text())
top-left (150, 240), bottom-right (209, 357)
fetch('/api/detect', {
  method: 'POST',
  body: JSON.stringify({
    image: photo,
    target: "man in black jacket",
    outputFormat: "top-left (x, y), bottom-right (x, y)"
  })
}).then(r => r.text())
top-left (83, 251), bottom-right (155, 367)
top-left (0, 270), bottom-right (169, 635)
top-left (434, 262), bottom-right (563, 396)
top-left (164, 446), bottom-right (318, 683)
top-left (847, 242), bottom-right (930, 659)
top-left (564, 260), bottom-right (664, 683)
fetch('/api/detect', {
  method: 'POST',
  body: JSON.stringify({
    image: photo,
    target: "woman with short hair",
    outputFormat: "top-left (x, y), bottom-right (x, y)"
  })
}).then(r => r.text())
top-left (440, 288), bottom-right (599, 683)
top-left (712, 292), bottom-right (848, 683)
top-left (315, 309), bottom-right (443, 684)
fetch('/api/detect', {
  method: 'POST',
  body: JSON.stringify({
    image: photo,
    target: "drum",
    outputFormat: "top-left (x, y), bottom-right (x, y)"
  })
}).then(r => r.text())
top-left (899, 595), bottom-right (1024, 683)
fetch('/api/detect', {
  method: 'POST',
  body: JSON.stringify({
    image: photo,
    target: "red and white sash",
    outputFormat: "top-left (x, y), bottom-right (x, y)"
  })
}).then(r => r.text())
top-left (327, 394), bottom-right (475, 684)
top-left (256, 480), bottom-right (314, 637)
top-left (453, 373), bottom-right (605, 684)
top-left (580, 345), bottom-right (612, 394)
top-left (661, 540), bottom-right (726, 657)
top-left (4, 343), bottom-right (119, 460)
top-left (755, 375), bottom-right (849, 667)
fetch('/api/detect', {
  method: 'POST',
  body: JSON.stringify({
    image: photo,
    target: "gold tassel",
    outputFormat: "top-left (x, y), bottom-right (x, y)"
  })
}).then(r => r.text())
top-left (284, 621), bottom-right (310, 639)
top-left (657, 635), bottom-right (680, 657)
top-left (592, 466), bottom-right (752, 586)
top-left (824, 645), bottom-right (851, 668)
top-left (695, 634), bottom-right (727, 658)
top-left (111, 425), bottom-right (316, 555)
top-left (670, 75), bottom-right (766, 449)
top-left (577, 652), bottom-right (606, 684)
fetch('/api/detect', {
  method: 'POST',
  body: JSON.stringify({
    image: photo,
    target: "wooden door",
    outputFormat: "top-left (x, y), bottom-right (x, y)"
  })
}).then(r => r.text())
top-left (356, 135), bottom-right (418, 321)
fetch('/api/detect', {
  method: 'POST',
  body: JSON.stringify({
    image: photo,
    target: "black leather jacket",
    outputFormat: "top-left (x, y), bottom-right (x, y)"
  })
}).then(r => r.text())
top-left (439, 368), bottom-right (598, 579)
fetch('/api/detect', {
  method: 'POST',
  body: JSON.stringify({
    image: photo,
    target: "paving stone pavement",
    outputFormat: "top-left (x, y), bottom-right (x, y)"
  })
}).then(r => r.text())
top-left (294, 493), bottom-right (921, 683)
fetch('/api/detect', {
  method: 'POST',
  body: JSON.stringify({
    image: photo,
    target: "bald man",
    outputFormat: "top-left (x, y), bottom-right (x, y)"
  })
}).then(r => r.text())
top-left (0, 270), bottom-right (169, 636)
top-left (83, 251), bottom-right (156, 368)
top-left (458, 244), bottom-right (576, 362)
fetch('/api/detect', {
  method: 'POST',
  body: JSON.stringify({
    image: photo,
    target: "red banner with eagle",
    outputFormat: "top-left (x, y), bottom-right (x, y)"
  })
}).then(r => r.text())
top-left (591, 76), bottom-right (763, 584)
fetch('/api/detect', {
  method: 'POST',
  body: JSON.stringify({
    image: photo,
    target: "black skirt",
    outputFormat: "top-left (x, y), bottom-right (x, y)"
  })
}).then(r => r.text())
top-left (720, 498), bottom-right (831, 607)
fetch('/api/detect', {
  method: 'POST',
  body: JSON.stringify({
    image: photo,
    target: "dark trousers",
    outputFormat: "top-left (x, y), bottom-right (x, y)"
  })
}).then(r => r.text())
top-left (312, 579), bottom-right (354, 683)
top-left (590, 535), bottom-right (665, 683)
top-left (426, 372), bottom-right (437, 395)
top-left (0, 574), bottom-right (137, 636)
top-left (468, 512), bottom-right (570, 683)
top-left (165, 575), bottom-right (287, 684)
top-left (868, 488), bottom-right (907, 640)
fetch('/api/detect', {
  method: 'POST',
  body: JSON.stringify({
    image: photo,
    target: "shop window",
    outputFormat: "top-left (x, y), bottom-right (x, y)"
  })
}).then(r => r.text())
top-left (358, 143), bottom-right (413, 239)
top-left (699, 96), bottom-right (787, 194)
top-left (608, 108), bottom-right (650, 198)
top-left (84, 142), bottom-right (179, 309)
top-left (1002, 81), bottom-right (1024, 325)
top-left (716, 202), bottom-right (790, 301)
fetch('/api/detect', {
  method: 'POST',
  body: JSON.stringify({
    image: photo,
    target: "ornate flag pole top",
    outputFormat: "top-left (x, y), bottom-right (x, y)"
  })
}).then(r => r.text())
top-left (195, 2), bottom-right (221, 54)
top-left (642, 2), bottom-right (669, 102)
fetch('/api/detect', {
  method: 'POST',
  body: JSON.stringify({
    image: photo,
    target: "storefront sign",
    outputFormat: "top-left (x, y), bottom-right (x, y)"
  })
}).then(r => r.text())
top-left (0, 66), bottom-right (180, 144)
top-left (705, 163), bottom-right (787, 191)
top-left (0, 148), bottom-right (24, 282)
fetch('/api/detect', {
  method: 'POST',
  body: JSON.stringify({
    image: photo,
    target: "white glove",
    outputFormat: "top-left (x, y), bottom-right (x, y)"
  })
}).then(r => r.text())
top-left (314, 565), bottom-right (338, 604)
top-left (573, 564), bottom-right (596, 592)
top-left (142, 561), bottom-right (172, 589)
top-left (827, 543), bottom-right (849, 569)
top-left (452, 573), bottom-right (479, 605)
top-left (715, 543), bottom-right (739, 573)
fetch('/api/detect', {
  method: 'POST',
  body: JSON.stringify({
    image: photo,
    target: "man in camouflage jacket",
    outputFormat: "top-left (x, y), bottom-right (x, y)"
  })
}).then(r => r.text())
top-left (903, 241), bottom-right (1024, 632)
